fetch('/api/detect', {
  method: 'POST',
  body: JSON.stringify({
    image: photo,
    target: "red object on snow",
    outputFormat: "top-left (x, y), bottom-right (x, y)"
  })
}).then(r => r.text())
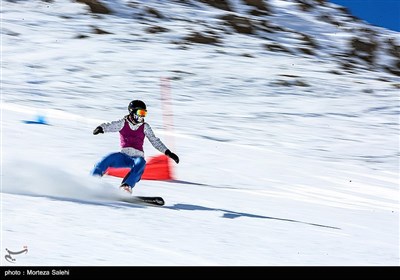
top-left (105, 154), bottom-right (174, 180)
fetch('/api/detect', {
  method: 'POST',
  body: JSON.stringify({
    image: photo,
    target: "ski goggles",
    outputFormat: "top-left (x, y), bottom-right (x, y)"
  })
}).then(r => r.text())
top-left (135, 109), bottom-right (147, 117)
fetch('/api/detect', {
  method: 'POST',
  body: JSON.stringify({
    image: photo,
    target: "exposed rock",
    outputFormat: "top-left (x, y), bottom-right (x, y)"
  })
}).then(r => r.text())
top-left (145, 26), bottom-right (169, 34)
top-left (249, 9), bottom-right (270, 17)
top-left (172, 0), bottom-right (191, 3)
top-left (298, 47), bottom-right (315, 56)
top-left (385, 60), bottom-right (400, 76)
top-left (220, 14), bottom-right (254, 34)
top-left (76, 0), bottom-right (111, 14)
top-left (349, 37), bottom-right (378, 65)
top-left (92, 27), bottom-right (112, 34)
top-left (126, 1), bottom-right (140, 8)
top-left (256, 20), bottom-right (275, 33)
top-left (241, 53), bottom-right (254, 58)
top-left (145, 7), bottom-right (164, 19)
top-left (317, 14), bottom-right (341, 27)
top-left (339, 60), bottom-right (356, 72)
top-left (75, 34), bottom-right (90, 39)
top-left (386, 38), bottom-right (400, 59)
top-left (298, 33), bottom-right (318, 49)
top-left (328, 70), bottom-right (343, 75)
top-left (335, 6), bottom-right (350, 15)
top-left (271, 79), bottom-right (310, 87)
top-left (271, 80), bottom-right (292, 87)
top-left (296, 0), bottom-right (313, 12)
top-left (294, 79), bottom-right (310, 87)
top-left (195, 0), bottom-right (232, 11)
top-left (279, 74), bottom-right (300, 78)
top-left (184, 32), bottom-right (221, 44)
top-left (242, 0), bottom-right (271, 13)
top-left (264, 43), bottom-right (292, 54)
top-left (257, 20), bottom-right (287, 33)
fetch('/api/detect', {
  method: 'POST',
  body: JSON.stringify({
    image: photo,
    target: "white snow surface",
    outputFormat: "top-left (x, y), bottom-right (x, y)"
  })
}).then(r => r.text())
top-left (1, 0), bottom-right (399, 266)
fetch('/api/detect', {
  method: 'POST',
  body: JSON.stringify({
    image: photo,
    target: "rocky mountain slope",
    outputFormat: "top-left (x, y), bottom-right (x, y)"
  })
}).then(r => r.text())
top-left (71, 0), bottom-right (399, 77)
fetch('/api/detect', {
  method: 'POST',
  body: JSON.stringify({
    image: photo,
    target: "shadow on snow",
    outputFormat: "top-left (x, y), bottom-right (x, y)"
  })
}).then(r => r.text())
top-left (166, 203), bottom-right (341, 230)
top-left (9, 193), bottom-right (144, 209)
top-left (7, 193), bottom-right (340, 229)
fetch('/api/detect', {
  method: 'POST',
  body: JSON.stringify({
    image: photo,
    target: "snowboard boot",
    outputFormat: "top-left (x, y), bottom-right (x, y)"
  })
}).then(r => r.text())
top-left (120, 183), bottom-right (132, 194)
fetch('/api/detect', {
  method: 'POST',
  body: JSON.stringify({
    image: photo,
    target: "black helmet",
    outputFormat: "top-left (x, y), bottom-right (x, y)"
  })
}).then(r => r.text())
top-left (128, 100), bottom-right (146, 114)
top-left (128, 100), bottom-right (147, 122)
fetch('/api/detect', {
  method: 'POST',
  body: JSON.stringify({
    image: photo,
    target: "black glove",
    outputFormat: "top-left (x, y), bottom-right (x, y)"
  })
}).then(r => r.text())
top-left (93, 126), bottom-right (104, 135)
top-left (165, 149), bottom-right (179, 164)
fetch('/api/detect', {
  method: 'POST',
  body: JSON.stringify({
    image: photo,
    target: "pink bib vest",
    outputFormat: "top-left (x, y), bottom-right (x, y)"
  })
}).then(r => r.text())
top-left (119, 120), bottom-right (145, 151)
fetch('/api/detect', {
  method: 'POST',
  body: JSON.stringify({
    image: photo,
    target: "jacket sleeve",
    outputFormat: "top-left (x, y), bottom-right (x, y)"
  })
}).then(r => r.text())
top-left (100, 118), bottom-right (125, 133)
top-left (144, 123), bottom-right (168, 154)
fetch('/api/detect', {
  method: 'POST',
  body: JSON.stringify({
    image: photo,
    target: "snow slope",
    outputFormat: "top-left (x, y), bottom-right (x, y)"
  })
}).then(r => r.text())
top-left (1, 0), bottom-right (399, 266)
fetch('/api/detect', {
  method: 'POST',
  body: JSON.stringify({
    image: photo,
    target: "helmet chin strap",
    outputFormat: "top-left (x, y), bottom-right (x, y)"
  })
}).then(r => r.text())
top-left (135, 116), bottom-right (144, 123)
top-left (129, 113), bottom-right (144, 123)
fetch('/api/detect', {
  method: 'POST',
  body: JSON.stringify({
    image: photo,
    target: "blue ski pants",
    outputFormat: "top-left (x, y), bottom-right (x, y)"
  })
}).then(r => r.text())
top-left (91, 152), bottom-right (146, 188)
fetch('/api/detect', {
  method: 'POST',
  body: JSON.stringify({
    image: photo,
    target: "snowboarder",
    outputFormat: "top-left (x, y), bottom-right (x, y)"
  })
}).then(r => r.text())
top-left (91, 100), bottom-right (179, 193)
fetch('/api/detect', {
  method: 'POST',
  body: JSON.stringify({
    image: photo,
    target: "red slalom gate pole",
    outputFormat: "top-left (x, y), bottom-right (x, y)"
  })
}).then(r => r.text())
top-left (160, 77), bottom-right (175, 150)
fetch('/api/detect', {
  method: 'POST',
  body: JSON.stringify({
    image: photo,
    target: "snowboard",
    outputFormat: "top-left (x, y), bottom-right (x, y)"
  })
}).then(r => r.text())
top-left (120, 196), bottom-right (165, 206)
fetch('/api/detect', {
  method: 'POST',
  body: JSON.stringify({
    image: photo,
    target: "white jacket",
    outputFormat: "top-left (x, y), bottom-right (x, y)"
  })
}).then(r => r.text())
top-left (100, 116), bottom-right (168, 158)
